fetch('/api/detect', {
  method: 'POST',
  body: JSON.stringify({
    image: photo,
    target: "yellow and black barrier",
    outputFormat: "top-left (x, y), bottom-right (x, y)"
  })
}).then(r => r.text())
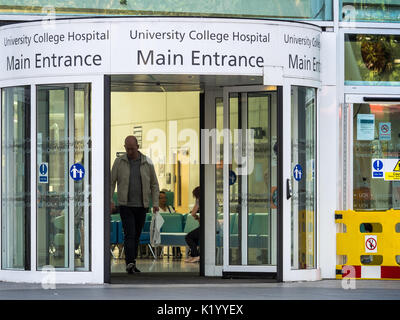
top-left (335, 209), bottom-right (400, 280)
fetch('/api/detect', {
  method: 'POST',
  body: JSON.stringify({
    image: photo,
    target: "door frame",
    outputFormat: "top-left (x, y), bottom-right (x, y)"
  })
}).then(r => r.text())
top-left (221, 78), bottom-right (321, 282)
top-left (221, 85), bottom-right (283, 279)
top-left (282, 77), bottom-right (321, 282)
top-left (343, 93), bottom-right (400, 211)
top-left (0, 75), bottom-right (103, 284)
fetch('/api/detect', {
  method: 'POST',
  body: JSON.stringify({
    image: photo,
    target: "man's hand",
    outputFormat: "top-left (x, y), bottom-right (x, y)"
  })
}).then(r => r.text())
top-left (111, 202), bottom-right (115, 214)
top-left (153, 206), bottom-right (159, 213)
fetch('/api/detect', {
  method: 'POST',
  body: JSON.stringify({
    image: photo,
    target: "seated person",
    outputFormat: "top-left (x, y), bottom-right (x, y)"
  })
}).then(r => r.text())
top-left (185, 186), bottom-right (200, 263)
top-left (152, 191), bottom-right (181, 258)
top-left (157, 191), bottom-right (175, 213)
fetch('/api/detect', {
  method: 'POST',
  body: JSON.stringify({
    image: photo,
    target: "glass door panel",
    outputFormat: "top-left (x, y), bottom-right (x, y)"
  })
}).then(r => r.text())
top-left (215, 97), bottom-right (224, 266)
top-left (229, 93), bottom-right (241, 265)
top-left (352, 103), bottom-right (400, 211)
top-left (290, 86), bottom-right (316, 270)
top-left (247, 92), bottom-right (277, 266)
top-left (73, 84), bottom-right (91, 270)
top-left (37, 86), bottom-right (69, 269)
top-left (37, 84), bottom-right (91, 271)
top-left (223, 86), bottom-right (278, 272)
top-left (1, 86), bottom-right (30, 270)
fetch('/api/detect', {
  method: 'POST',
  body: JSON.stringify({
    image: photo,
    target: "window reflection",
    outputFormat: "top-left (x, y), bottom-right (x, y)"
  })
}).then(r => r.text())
top-left (291, 86), bottom-right (316, 270)
top-left (353, 103), bottom-right (400, 211)
top-left (1, 86), bottom-right (30, 270)
top-left (215, 98), bottom-right (223, 266)
top-left (345, 34), bottom-right (400, 85)
top-left (0, 0), bottom-right (332, 20)
top-left (341, 1), bottom-right (400, 23)
top-left (37, 83), bottom-right (91, 271)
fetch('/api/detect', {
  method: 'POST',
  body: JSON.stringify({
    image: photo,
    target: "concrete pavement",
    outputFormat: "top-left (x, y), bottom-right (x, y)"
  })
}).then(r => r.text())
top-left (0, 278), bottom-right (400, 300)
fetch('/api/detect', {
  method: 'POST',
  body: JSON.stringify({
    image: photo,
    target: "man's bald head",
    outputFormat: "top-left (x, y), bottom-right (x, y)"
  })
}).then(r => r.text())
top-left (125, 135), bottom-right (138, 146)
top-left (124, 135), bottom-right (139, 159)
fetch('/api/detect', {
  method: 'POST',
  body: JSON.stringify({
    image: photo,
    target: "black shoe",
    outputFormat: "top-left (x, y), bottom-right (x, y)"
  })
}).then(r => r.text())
top-left (126, 262), bottom-right (141, 274)
top-left (133, 264), bottom-right (141, 273)
top-left (126, 263), bottom-right (135, 274)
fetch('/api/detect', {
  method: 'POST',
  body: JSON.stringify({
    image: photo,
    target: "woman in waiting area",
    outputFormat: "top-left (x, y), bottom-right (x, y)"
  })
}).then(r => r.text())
top-left (185, 186), bottom-right (200, 263)
top-left (153, 191), bottom-right (181, 257)
top-left (157, 191), bottom-right (175, 213)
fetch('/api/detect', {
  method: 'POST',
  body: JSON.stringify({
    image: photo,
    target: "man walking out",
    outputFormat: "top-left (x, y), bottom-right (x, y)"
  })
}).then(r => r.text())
top-left (111, 135), bottom-right (159, 273)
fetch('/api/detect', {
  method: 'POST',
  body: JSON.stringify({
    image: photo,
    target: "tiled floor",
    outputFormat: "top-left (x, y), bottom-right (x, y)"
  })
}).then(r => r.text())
top-left (110, 245), bottom-right (199, 274)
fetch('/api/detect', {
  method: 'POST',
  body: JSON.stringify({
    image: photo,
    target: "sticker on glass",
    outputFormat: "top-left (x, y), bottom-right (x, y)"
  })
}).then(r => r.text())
top-left (379, 122), bottom-right (391, 141)
top-left (357, 114), bottom-right (375, 141)
top-left (39, 162), bottom-right (48, 183)
top-left (293, 164), bottom-right (303, 181)
top-left (70, 163), bottom-right (85, 181)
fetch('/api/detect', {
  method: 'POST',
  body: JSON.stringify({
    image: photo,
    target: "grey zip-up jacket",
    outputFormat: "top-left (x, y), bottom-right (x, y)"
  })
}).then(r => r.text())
top-left (111, 152), bottom-right (159, 208)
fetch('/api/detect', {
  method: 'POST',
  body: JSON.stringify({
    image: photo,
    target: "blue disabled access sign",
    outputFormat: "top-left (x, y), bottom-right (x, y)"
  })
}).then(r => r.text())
top-left (70, 163), bottom-right (85, 181)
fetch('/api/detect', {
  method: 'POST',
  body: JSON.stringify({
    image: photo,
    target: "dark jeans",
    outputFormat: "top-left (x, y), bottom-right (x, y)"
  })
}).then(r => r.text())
top-left (119, 206), bottom-right (147, 265)
top-left (185, 227), bottom-right (200, 257)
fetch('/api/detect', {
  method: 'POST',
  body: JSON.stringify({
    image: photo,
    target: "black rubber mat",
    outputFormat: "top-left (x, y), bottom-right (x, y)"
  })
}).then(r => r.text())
top-left (110, 272), bottom-right (276, 284)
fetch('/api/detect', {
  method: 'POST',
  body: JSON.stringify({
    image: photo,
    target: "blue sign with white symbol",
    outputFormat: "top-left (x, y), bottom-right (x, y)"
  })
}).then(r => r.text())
top-left (293, 164), bottom-right (303, 181)
top-left (373, 160), bottom-right (383, 171)
top-left (70, 163), bottom-right (85, 181)
top-left (39, 162), bottom-right (48, 183)
top-left (229, 170), bottom-right (237, 185)
top-left (39, 163), bottom-right (47, 175)
top-left (372, 159), bottom-right (384, 177)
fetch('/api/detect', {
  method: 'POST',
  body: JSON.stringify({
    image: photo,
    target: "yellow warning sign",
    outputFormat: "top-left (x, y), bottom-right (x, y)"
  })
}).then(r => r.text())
top-left (385, 172), bottom-right (400, 181)
top-left (394, 160), bottom-right (400, 172)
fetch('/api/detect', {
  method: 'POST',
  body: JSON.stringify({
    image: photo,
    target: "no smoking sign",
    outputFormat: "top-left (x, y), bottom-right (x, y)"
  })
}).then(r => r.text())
top-left (365, 235), bottom-right (377, 253)
top-left (379, 122), bottom-right (391, 141)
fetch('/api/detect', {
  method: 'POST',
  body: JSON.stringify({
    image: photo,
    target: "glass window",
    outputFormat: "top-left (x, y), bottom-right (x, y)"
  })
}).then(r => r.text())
top-left (37, 83), bottom-right (91, 271)
top-left (0, 0), bottom-right (332, 21)
top-left (291, 86), bottom-right (316, 270)
top-left (227, 89), bottom-right (278, 267)
top-left (109, 89), bottom-right (200, 269)
top-left (353, 103), bottom-right (400, 210)
top-left (1, 86), bottom-right (30, 270)
top-left (345, 34), bottom-right (400, 86)
top-left (341, 0), bottom-right (400, 23)
top-left (215, 97), bottom-right (223, 266)
top-left (110, 90), bottom-right (200, 213)
top-left (228, 93), bottom-right (241, 265)
top-left (247, 92), bottom-right (278, 266)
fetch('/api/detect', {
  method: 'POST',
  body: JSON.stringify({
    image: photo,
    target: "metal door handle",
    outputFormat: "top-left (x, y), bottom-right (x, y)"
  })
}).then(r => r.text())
top-left (286, 179), bottom-right (292, 200)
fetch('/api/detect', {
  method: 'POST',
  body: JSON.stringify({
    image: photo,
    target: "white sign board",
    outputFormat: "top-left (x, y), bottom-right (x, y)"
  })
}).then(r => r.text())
top-left (357, 114), bottom-right (375, 141)
top-left (0, 18), bottom-right (321, 81)
top-left (372, 158), bottom-right (400, 181)
top-left (365, 235), bottom-right (377, 253)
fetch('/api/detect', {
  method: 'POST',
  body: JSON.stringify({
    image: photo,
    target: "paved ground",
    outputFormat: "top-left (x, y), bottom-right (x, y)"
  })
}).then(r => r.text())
top-left (0, 273), bottom-right (400, 300)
